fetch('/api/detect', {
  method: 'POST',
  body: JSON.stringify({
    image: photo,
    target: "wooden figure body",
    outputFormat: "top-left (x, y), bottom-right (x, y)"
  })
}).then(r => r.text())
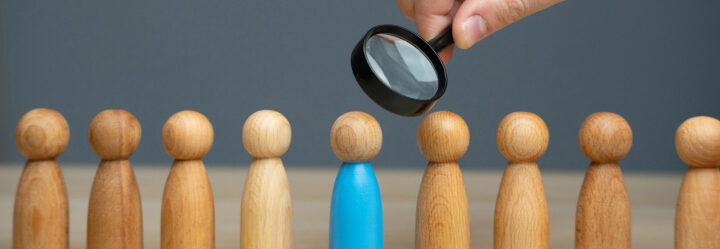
top-left (87, 109), bottom-right (143, 249)
top-left (329, 112), bottom-right (383, 249)
top-left (240, 110), bottom-right (292, 249)
top-left (494, 112), bottom-right (549, 249)
top-left (415, 111), bottom-right (470, 249)
top-left (161, 111), bottom-right (215, 249)
top-left (674, 116), bottom-right (720, 249)
top-left (13, 108), bottom-right (70, 249)
top-left (575, 112), bottom-right (632, 249)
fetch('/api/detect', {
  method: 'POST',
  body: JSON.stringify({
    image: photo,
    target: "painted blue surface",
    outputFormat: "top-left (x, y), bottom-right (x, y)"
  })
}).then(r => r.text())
top-left (329, 162), bottom-right (383, 249)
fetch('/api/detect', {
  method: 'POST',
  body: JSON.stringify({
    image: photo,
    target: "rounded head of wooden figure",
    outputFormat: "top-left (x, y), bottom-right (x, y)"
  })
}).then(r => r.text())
top-left (15, 108), bottom-right (70, 160)
top-left (578, 112), bottom-right (633, 163)
top-left (242, 110), bottom-right (292, 158)
top-left (675, 116), bottom-right (720, 167)
top-left (496, 112), bottom-right (549, 163)
top-left (417, 111), bottom-right (470, 163)
top-left (330, 111), bottom-right (383, 162)
top-left (162, 110), bottom-right (214, 160)
top-left (88, 109), bottom-right (142, 160)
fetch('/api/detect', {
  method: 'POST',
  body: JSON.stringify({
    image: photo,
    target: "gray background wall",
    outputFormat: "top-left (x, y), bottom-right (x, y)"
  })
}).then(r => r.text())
top-left (1, 0), bottom-right (718, 171)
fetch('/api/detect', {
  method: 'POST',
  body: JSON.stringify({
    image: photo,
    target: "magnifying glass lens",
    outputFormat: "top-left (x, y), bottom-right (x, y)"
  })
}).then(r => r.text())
top-left (364, 33), bottom-right (439, 100)
top-left (351, 25), bottom-right (452, 116)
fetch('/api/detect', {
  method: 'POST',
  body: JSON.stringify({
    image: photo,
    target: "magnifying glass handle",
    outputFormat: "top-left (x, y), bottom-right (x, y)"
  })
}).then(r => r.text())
top-left (427, 27), bottom-right (454, 53)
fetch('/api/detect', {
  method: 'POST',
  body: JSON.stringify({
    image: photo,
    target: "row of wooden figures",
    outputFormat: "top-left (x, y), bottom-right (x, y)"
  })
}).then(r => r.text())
top-left (12, 108), bottom-right (720, 249)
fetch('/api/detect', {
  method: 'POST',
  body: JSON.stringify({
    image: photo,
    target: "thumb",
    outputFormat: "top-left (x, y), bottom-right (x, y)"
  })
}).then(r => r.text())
top-left (452, 0), bottom-right (563, 49)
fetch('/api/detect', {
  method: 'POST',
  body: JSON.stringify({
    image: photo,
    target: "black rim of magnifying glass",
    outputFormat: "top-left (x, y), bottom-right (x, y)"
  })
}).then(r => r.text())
top-left (351, 24), bottom-right (450, 117)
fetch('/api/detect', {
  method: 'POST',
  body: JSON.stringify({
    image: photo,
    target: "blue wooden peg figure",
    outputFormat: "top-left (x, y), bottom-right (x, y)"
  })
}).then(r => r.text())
top-left (329, 111), bottom-right (383, 249)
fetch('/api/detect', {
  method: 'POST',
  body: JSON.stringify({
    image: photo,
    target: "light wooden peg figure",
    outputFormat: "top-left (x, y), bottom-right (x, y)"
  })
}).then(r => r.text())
top-left (240, 110), bottom-right (292, 249)
top-left (416, 111), bottom-right (470, 249)
top-left (576, 112), bottom-right (632, 249)
top-left (494, 112), bottom-right (549, 249)
top-left (87, 109), bottom-right (143, 249)
top-left (14, 108), bottom-right (70, 249)
top-left (161, 111), bottom-right (215, 249)
top-left (674, 116), bottom-right (720, 249)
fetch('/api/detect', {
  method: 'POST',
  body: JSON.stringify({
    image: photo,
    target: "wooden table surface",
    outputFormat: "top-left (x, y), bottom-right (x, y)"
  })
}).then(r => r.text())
top-left (0, 165), bottom-right (680, 249)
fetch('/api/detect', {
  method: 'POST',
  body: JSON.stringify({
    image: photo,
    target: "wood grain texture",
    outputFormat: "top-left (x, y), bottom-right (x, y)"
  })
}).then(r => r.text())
top-left (87, 109), bottom-right (143, 249)
top-left (415, 162), bottom-right (470, 249)
top-left (13, 160), bottom-right (68, 249)
top-left (675, 116), bottom-right (720, 167)
top-left (578, 112), bottom-right (632, 163)
top-left (674, 116), bottom-right (720, 249)
top-left (161, 110), bottom-right (215, 249)
top-left (161, 111), bottom-right (214, 160)
top-left (494, 162), bottom-right (548, 249)
top-left (88, 109), bottom-right (142, 161)
top-left (417, 111), bottom-right (470, 163)
top-left (13, 108), bottom-right (70, 249)
top-left (416, 111), bottom-right (470, 249)
top-left (496, 112), bottom-right (549, 163)
top-left (330, 111), bottom-right (382, 162)
top-left (14, 108), bottom-right (69, 160)
top-left (240, 158), bottom-right (292, 249)
top-left (87, 160), bottom-right (143, 249)
top-left (161, 160), bottom-right (214, 249)
top-left (242, 110), bottom-right (291, 158)
top-left (576, 112), bottom-right (632, 249)
top-left (494, 112), bottom-right (549, 249)
top-left (675, 167), bottom-right (720, 249)
top-left (575, 163), bottom-right (631, 249)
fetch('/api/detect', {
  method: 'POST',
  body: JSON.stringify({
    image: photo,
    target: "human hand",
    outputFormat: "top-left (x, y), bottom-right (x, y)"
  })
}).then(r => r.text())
top-left (396, 0), bottom-right (564, 63)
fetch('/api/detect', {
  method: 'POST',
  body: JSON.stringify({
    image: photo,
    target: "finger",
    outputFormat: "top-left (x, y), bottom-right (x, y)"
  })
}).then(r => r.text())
top-left (414, 0), bottom-right (460, 40)
top-left (452, 0), bottom-right (564, 49)
top-left (414, 0), bottom-right (461, 63)
top-left (396, 0), bottom-right (416, 20)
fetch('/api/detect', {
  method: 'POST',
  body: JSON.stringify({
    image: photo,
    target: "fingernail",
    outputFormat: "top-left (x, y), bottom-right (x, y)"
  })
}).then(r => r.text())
top-left (461, 15), bottom-right (488, 48)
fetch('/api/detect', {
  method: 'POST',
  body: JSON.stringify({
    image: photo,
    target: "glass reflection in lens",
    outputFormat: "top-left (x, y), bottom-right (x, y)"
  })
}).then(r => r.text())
top-left (364, 33), bottom-right (439, 100)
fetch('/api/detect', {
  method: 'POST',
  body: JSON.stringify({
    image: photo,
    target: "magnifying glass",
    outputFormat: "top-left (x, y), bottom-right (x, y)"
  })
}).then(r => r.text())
top-left (351, 25), bottom-right (454, 116)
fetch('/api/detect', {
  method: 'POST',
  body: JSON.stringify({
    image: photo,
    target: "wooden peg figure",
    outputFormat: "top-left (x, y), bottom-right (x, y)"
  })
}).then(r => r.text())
top-left (161, 110), bottom-right (215, 249)
top-left (674, 116), bottom-right (720, 249)
top-left (576, 112), bottom-right (632, 249)
top-left (240, 110), bottom-right (292, 249)
top-left (329, 111), bottom-right (383, 249)
top-left (416, 111), bottom-right (470, 249)
top-left (87, 109), bottom-right (143, 249)
top-left (14, 108), bottom-right (70, 249)
top-left (495, 112), bottom-right (549, 249)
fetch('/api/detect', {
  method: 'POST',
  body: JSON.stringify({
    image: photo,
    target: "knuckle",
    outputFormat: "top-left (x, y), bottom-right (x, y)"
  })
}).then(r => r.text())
top-left (497, 0), bottom-right (528, 25)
